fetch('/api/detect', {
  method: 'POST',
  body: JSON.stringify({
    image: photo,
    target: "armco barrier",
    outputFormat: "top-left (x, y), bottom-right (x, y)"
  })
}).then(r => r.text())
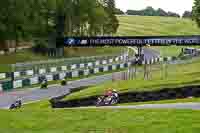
top-left (94, 68), bottom-right (100, 74)
top-left (0, 56), bottom-right (172, 90)
top-left (89, 69), bottom-right (94, 74)
top-left (0, 57), bottom-right (119, 80)
top-left (72, 71), bottom-right (79, 78)
top-left (84, 69), bottom-right (89, 76)
top-left (0, 59), bottom-right (129, 90)
top-left (13, 80), bottom-right (23, 89)
top-left (30, 77), bottom-right (39, 85)
top-left (1, 81), bottom-right (13, 91)
top-left (22, 79), bottom-right (30, 87)
top-left (103, 66), bottom-right (109, 72)
top-left (0, 83), bottom-right (2, 91)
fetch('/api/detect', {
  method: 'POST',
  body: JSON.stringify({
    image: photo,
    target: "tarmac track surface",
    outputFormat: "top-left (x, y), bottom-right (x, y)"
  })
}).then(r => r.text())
top-left (66, 102), bottom-right (200, 110)
top-left (0, 48), bottom-right (160, 109)
top-left (0, 74), bottom-right (112, 109)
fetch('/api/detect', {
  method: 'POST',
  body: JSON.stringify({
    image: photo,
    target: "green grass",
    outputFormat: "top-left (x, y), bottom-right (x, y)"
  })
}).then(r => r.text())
top-left (149, 46), bottom-right (200, 57)
top-left (0, 49), bottom-right (49, 72)
top-left (64, 47), bottom-right (124, 57)
top-left (1, 106), bottom-right (200, 133)
top-left (63, 58), bottom-right (200, 101)
top-left (149, 46), bottom-right (184, 57)
top-left (0, 49), bottom-right (49, 65)
top-left (0, 47), bottom-right (124, 72)
top-left (117, 15), bottom-right (200, 36)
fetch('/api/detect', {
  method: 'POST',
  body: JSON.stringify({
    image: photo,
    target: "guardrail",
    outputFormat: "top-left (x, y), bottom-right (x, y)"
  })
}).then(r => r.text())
top-left (0, 56), bottom-right (163, 91)
top-left (0, 55), bottom-right (125, 80)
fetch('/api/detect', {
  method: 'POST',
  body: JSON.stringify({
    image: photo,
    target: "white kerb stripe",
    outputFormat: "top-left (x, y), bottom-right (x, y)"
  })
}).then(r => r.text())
top-left (30, 77), bottom-right (39, 85)
top-left (39, 69), bottom-right (46, 74)
top-left (26, 70), bottom-right (34, 76)
top-left (94, 68), bottom-right (99, 73)
top-left (71, 64), bottom-right (77, 69)
top-left (50, 67), bottom-right (57, 72)
top-left (0, 73), bottom-right (6, 79)
top-left (80, 64), bottom-right (85, 68)
top-left (61, 66), bottom-right (67, 71)
top-left (72, 71), bottom-right (79, 77)
top-left (46, 75), bottom-right (53, 81)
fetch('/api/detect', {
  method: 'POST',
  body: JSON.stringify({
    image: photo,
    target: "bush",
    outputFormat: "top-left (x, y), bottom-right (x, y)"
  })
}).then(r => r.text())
top-left (163, 57), bottom-right (168, 61)
top-left (180, 55), bottom-right (192, 60)
top-left (41, 83), bottom-right (47, 89)
top-left (171, 56), bottom-right (177, 61)
top-left (32, 39), bottom-right (48, 55)
top-left (61, 80), bottom-right (67, 86)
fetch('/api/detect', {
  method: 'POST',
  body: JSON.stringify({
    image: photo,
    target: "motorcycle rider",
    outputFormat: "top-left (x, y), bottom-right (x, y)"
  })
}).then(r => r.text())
top-left (104, 88), bottom-right (113, 98)
top-left (104, 88), bottom-right (119, 103)
top-left (10, 97), bottom-right (22, 109)
top-left (41, 78), bottom-right (48, 88)
top-left (15, 97), bottom-right (22, 106)
top-left (96, 88), bottom-right (119, 106)
top-left (112, 89), bottom-right (119, 103)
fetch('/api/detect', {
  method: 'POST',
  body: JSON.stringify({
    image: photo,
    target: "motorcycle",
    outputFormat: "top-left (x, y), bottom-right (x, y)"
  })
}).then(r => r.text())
top-left (96, 95), bottom-right (119, 106)
top-left (9, 101), bottom-right (22, 110)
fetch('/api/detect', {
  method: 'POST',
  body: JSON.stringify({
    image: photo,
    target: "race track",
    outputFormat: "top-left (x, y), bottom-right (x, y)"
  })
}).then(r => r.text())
top-left (69, 102), bottom-right (200, 110)
top-left (0, 48), bottom-right (160, 109)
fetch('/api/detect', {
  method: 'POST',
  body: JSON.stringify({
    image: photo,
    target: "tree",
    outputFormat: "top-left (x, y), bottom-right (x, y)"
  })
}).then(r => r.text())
top-left (114, 8), bottom-right (124, 15)
top-left (183, 11), bottom-right (192, 18)
top-left (143, 6), bottom-right (156, 16)
top-left (0, 0), bottom-right (119, 53)
top-left (167, 11), bottom-right (180, 18)
top-left (157, 8), bottom-right (168, 16)
top-left (192, 0), bottom-right (200, 27)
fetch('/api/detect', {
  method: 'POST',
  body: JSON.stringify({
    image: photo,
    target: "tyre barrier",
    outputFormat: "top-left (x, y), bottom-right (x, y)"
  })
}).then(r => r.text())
top-left (50, 85), bottom-right (200, 108)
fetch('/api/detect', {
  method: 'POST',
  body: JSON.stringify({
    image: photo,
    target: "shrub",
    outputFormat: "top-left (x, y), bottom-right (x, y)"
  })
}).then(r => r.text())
top-left (32, 39), bottom-right (48, 55)
top-left (61, 80), bottom-right (67, 86)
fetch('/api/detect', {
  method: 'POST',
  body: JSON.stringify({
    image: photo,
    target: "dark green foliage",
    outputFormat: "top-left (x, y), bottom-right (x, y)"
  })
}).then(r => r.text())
top-left (192, 0), bottom-right (200, 27)
top-left (61, 80), bottom-right (67, 86)
top-left (0, 0), bottom-right (119, 46)
top-left (126, 7), bottom-right (180, 18)
top-left (32, 39), bottom-right (48, 54)
top-left (114, 8), bottom-right (124, 15)
top-left (183, 11), bottom-right (192, 18)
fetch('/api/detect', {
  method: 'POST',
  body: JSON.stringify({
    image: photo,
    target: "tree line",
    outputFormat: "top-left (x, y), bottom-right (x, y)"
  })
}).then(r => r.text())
top-left (126, 6), bottom-right (192, 18)
top-left (0, 0), bottom-right (119, 49)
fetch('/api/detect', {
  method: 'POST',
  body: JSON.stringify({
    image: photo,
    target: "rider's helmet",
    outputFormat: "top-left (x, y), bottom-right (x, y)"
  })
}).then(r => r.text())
top-left (113, 89), bottom-right (117, 93)
top-left (17, 97), bottom-right (22, 102)
top-left (105, 88), bottom-right (113, 96)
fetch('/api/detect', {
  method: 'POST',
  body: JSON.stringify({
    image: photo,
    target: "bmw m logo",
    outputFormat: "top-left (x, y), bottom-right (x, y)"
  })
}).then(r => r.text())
top-left (67, 38), bottom-right (75, 45)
